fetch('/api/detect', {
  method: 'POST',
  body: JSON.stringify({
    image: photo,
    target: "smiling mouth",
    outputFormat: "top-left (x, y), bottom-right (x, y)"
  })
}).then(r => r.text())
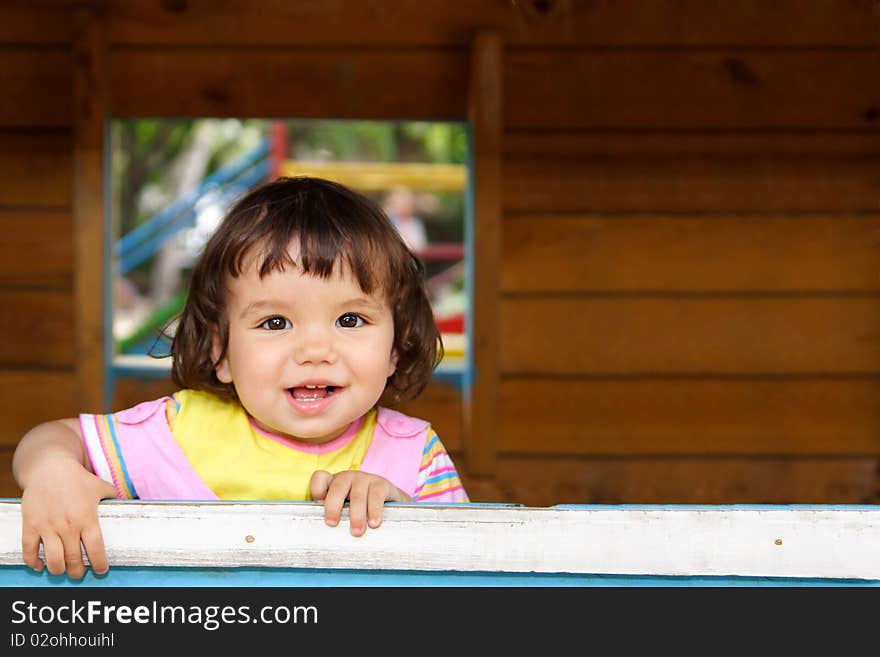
top-left (289, 385), bottom-right (338, 401)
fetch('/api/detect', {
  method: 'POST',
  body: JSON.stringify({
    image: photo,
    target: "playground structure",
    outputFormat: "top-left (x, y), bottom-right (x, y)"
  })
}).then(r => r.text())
top-left (111, 123), bottom-right (469, 388)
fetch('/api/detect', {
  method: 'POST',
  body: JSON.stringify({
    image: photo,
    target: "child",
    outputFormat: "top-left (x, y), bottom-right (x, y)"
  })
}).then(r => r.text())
top-left (12, 176), bottom-right (469, 578)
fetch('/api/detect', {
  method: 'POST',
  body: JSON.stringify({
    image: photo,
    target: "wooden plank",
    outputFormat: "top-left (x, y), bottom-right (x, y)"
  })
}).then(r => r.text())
top-left (2, 500), bottom-right (879, 579)
top-left (0, 370), bottom-right (77, 448)
top-left (507, 131), bottom-right (880, 158)
top-left (104, 0), bottom-right (880, 47)
top-left (0, 210), bottom-right (72, 287)
top-left (0, 4), bottom-right (72, 44)
top-left (0, 291), bottom-right (74, 367)
top-left (107, 49), bottom-right (880, 129)
top-left (0, 447), bottom-right (17, 498)
top-left (501, 297), bottom-right (880, 375)
top-left (0, 49), bottom-right (71, 127)
top-left (464, 32), bottom-right (503, 476)
top-left (498, 378), bottom-right (880, 456)
top-left (72, 9), bottom-right (108, 413)
top-left (0, 130), bottom-right (72, 208)
top-left (110, 48), bottom-right (468, 120)
top-left (506, 50), bottom-right (880, 129)
top-left (504, 132), bottom-right (880, 213)
top-left (503, 214), bottom-right (880, 293)
top-left (460, 455), bottom-right (880, 506)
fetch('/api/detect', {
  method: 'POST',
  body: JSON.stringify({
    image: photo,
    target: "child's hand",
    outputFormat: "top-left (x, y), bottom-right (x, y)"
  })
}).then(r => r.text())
top-left (309, 470), bottom-right (412, 537)
top-left (20, 459), bottom-right (116, 579)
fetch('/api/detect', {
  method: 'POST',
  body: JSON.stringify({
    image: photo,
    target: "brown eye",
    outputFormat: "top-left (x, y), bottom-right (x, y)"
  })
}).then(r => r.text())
top-left (260, 316), bottom-right (291, 330)
top-left (337, 313), bottom-right (364, 328)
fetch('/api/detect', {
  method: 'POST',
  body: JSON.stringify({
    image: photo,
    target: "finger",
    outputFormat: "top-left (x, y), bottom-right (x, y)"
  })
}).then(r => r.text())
top-left (367, 480), bottom-right (388, 529)
top-left (21, 526), bottom-right (44, 572)
top-left (41, 533), bottom-right (66, 576)
top-left (61, 532), bottom-right (87, 580)
top-left (322, 474), bottom-right (352, 527)
top-left (81, 523), bottom-right (109, 575)
top-left (347, 478), bottom-right (370, 537)
top-left (309, 470), bottom-right (333, 501)
top-left (97, 480), bottom-right (117, 500)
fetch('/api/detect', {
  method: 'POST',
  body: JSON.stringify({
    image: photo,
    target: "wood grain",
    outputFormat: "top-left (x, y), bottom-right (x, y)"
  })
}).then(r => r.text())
top-left (109, 48), bottom-right (469, 120)
top-left (506, 50), bottom-right (880, 130)
top-left (72, 8), bottom-right (109, 413)
top-left (501, 297), bottom-right (880, 375)
top-left (0, 130), bottom-right (72, 208)
top-left (458, 455), bottom-right (880, 506)
top-left (504, 132), bottom-right (880, 213)
top-left (498, 377), bottom-right (880, 456)
top-left (0, 49), bottom-right (72, 127)
top-left (0, 370), bottom-right (77, 448)
top-left (465, 31), bottom-right (504, 475)
top-left (0, 291), bottom-right (74, 368)
top-left (503, 214), bottom-right (880, 293)
top-left (0, 4), bottom-right (71, 45)
top-left (0, 210), bottom-right (73, 287)
top-left (102, 0), bottom-right (880, 47)
top-left (0, 448), bottom-right (17, 497)
top-left (2, 501), bottom-right (878, 579)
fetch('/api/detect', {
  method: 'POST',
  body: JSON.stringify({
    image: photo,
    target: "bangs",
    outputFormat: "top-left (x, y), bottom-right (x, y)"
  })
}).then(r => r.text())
top-left (252, 229), bottom-right (388, 295)
top-left (218, 180), bottom-right (404, 296)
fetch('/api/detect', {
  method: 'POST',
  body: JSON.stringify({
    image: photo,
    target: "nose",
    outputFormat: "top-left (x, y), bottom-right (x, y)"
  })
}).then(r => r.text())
top-left (293, 323), bottom-right (336, 365)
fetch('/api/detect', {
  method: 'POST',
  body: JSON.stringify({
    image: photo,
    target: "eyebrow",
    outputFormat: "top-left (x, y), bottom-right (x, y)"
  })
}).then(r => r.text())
top-left (239, 300), bottom-right (292, 319)
top-left (340, 296), bottom-right (384, 310)
top-left (239, 296), bottom-right (385, 319)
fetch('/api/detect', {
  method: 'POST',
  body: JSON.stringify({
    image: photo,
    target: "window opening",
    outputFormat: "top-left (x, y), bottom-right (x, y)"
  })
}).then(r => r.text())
top-left (107, 118), bottom-right (471, 402)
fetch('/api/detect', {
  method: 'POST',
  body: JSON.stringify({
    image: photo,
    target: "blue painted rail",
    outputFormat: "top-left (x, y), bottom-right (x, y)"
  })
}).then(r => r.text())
top-left (1, 501), bottom-right (878, 587)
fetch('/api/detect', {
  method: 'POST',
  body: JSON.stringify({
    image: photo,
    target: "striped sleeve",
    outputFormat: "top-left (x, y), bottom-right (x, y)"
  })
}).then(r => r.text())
top-left (412, 430), bottom-right (469, 503)
top-left (79, 412), bottom-right (137, 500)
top-left (79, 396), bottom-right (180, 501)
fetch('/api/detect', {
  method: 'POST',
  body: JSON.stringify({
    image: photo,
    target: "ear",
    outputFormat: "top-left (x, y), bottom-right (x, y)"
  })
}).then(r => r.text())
top-left (212, 331), bottom-right (233, 384)
top-left (386, 347), bottom-right (399, 379)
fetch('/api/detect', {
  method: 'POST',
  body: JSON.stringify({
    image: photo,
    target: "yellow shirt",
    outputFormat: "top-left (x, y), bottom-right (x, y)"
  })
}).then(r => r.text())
top-left (170, 389), bottom-right (375, 500)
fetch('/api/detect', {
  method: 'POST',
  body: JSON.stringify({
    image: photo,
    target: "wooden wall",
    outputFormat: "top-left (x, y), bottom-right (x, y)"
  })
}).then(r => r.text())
top-left (2, 0), bottom-right (880, 506)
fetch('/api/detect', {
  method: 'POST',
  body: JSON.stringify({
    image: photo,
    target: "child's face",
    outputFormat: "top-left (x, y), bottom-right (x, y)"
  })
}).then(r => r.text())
top-left (212, 241), bottom-right (397, 443)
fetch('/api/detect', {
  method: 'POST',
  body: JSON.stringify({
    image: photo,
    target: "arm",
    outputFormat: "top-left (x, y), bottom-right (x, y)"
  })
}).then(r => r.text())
top-left (12, 418), bottom-right (116, 578)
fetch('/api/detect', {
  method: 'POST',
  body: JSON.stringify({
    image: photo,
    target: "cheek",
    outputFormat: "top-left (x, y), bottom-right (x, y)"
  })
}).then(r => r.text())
top-left (353, 334), bottom-right (396, 380)
top-left (225, 335), bottom-right (278, 377)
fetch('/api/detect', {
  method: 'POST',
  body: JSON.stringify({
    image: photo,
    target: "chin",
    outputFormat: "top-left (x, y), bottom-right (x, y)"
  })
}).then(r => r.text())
top-left (288, 419), bottom-right (345, 441)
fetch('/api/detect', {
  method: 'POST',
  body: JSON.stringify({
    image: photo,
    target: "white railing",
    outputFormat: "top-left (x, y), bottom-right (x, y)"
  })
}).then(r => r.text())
top-left (1, 501), bottom-right (878, 580)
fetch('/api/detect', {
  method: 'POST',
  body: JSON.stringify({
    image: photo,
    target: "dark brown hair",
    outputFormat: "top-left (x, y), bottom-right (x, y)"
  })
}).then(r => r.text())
top-left (170, 176), bottom-right (442, 403)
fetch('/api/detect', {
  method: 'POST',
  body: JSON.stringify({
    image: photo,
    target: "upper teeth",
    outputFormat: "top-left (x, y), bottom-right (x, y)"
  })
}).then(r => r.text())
top-left (304, 385), bottom-right (326, 389)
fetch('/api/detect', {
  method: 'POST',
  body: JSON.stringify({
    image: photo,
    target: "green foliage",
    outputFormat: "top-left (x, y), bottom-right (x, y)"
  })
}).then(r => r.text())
top-left (401, 122), bottom-right (468, 164)
top-left (286, 119), bottom-right (466, 164)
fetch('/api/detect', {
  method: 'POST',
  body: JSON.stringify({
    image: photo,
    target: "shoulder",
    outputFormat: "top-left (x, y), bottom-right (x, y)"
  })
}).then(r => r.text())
top-left (375, 406), bottom-right (431, 440)
top-left (99, 388), bottom-right (231, 429)
top-left (173, 388), bottom-right (230, 412)
top-left (92, 396), bottom-right (171, 426)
